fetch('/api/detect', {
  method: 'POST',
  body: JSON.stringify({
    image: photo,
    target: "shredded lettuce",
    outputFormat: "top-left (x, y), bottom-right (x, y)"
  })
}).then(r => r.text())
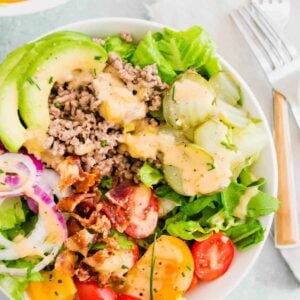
top-left (0, 272), bottom-right (43, 300)
top-left (0, 197), bottom-right (25, 230)
top-left (139, 162), bottom-right (163, 188)
top-left (104, 36), bottom-right (135, 60)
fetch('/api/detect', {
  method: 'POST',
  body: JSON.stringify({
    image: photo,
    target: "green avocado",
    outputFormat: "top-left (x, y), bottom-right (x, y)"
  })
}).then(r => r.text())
top-left (19, 40), bottom-right (107, 131)
top-left (0, 31), bottom-right (104, 152)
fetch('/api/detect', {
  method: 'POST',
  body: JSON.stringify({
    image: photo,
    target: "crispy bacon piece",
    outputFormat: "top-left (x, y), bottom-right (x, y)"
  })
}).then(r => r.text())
top-left (105, 182), bottom-right (134, 207)
top-left (83, 248), bottom-right (136, 285)
top-left (101, 201), bottom-right (129, 233)
top-left (67, 217), bottom-right (83, 236)
top-left (55, 250), bottom-right (77, 276)
top-left (57, 156), bottom-right (84, 191)
top-left (74, 168), bottom-right (101, 193)
top-left (65, 229), bottom-right (95, 257)
top-left (70, 210), bottom-right (111, 237)
top-left (56, 193), bottom-right (96, 212)
top-left (75, 262), bottom-right (98, 282)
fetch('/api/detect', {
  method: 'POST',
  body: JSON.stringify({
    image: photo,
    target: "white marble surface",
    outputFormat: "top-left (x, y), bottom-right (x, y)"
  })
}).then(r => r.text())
top-left (0, 0), bottom-right (300, 299)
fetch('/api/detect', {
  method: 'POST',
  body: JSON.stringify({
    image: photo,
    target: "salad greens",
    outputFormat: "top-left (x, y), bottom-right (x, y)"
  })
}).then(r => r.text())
top-left (0, 197), bottom-right (25, 230)
top-left (131, 26), bottom-right (222, 83)
top-left (139, 162), bottom-right (163, 188)
top-left (104, 35), bottom-right (135, 60)
top-left (139, 166), bottom-right (279, 251)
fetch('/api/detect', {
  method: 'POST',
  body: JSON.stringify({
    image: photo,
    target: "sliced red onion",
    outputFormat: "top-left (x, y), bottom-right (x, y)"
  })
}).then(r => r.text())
top-left (4, 174), bottom-right (20, 187)
top-left (0, 153), bottom-right (38, 198)
top-left (26, 197), bottom-right (39, 214)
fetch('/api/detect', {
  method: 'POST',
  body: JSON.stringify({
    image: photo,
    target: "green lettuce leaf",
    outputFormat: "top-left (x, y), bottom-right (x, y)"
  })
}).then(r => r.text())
top-left (155, 184), bottom-right (187, 205)
top-left (247, 191), bottom-right (280, 218)
top-left (104, 36), bottom-right (135, 60)
top-left (110, 230), bottom-right (134, 250)
top-left (180, 194), bottom-right (220, 216)
top-left (0, 197), bottom-right (25, 230)
top-left (221, 182), bottom-right (247, 216)
top-left (131, 32), bottom-right (177, 83)
top-left (238, 167), bottom-right (265, 187)
top-left (157, 26), bottom-right (215, 72)
top-left (225, 219), bottom-right (265, 250)
top-left (139, 162), bottom-right (163, 188)
top-left (166, 220), bottom-right (211, 241)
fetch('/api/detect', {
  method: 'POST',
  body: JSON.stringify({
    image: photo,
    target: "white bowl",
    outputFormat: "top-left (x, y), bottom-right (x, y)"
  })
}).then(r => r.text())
top-left (1, 18), bottom-right (278, 300)
top-left (0, 0), bottom-right (71, 17)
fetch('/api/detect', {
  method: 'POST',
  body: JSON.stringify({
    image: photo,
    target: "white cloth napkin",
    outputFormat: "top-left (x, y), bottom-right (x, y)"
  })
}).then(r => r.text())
top-left (148, 0), bottom-right (300, 282)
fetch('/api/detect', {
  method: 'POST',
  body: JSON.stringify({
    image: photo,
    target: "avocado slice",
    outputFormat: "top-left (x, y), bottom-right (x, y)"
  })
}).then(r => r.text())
top-left (19, 40), bottom-right (107, 132)
top-left (0, 31), bottom-right (102, 152)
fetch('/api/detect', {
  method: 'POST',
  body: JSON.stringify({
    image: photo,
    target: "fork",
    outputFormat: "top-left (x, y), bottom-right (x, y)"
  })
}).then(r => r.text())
top-left (252, 0), bottom-right (291, 30)
top-left (231, 3), bottom-right (300, 248)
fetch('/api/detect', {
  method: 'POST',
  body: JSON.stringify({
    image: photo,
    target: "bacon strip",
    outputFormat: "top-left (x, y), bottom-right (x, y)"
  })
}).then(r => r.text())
top-left (65, 229), bottom-right (95, 257)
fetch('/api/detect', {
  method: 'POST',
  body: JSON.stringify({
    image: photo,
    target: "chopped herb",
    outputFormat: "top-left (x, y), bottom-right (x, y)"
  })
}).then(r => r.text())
top-left (53, 102), bottom-right (62, 109)
top-left (120, 279), bottom-right (126, 285)
top-left (220, 133), bottom-right (236, 151)
top-left (101, 140), bottom-right (108, 147)
top-left (150, 233), bottom-right (157, 300)
top-left (186, 265), bottom-right (192, 271)
top-left (57, 279), bottom-right (63, 284)
top-left (154, 288), bottom-right (158, 293)
top-left (49, 274), bottom-right (54, 281)
top-left (48, 76), bottom-right (53, 84)
top-left (206, 162), bottom-right (215, 171)
top-left (181, 272), bottom-right (186, 277)
top-left (171, 85), bottom-right (176, 101)
top-left (0, 169), bottom-right (4, 174)
top-left (92, 68), bottom-right (97, 76)
top-left (121, 265), bottom-right (129, 269)
top-left (94, 56), bottom-right (102, 61)
top-left (54, 291), bottom-right (59, 296)
top-left (100, 176), bottom-right (113, 190)
top-left (27, 77), bottom-right (41, 91)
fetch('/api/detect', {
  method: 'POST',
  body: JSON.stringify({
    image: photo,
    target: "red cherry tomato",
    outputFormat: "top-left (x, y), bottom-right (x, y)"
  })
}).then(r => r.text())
top-left (118, 295), bottom-right (141, 300)
top-left (75, 280), bottom-right (117, 300)
top-left (125, 185), bottom-right (158, 239)
top-left (192, 232), bottom-right (234, 281)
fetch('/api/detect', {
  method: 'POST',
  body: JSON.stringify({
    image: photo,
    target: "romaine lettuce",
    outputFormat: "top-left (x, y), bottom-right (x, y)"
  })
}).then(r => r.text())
top-left (0, 197), bottom-right (25, 230)
top-left (139, 162), bottom-right (163, 188)
top-left (104, 36), bottom-right (135, 60)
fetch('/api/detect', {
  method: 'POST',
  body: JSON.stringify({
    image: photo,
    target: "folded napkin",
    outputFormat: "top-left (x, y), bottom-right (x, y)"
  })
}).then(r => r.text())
top-left (148, 0), bottom-right (300, 283)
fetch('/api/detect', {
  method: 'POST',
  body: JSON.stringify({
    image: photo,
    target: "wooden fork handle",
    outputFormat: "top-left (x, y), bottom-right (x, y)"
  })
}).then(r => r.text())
top-left (274, 91), bottom-right (299, 248)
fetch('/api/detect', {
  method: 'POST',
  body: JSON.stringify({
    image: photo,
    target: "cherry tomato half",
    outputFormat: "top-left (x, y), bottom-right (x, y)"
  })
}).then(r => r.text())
top-left (75, 280), bottom-right (117, 300)
top-left (192, 232), bottom-right (234, 281)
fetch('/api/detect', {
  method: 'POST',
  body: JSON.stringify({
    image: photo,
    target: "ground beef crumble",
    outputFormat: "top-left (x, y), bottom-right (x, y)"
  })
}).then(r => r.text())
top-left (44, 54), bottom-right (166, 180)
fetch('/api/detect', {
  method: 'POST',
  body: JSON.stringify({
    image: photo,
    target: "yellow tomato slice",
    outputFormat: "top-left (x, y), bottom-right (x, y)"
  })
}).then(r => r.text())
top-left (26, 271), bottom-right (76, 300)
top-left (122, 235), bottom-right (194, 300)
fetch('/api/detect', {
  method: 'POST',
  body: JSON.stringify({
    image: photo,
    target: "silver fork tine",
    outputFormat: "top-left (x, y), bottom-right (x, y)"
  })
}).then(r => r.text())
top-left (252, 2), bottom-right (299, 60)
top-left (231, 10), bottom-right (272, 74)
top-left (236, 7), bottom-right (283, 70)
top-left (246, 5), bottom-right (290, 65)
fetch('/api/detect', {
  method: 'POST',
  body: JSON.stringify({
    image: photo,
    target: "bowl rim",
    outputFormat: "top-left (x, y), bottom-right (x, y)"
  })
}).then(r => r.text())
top-left (1, 17), bottom-right (278, 300)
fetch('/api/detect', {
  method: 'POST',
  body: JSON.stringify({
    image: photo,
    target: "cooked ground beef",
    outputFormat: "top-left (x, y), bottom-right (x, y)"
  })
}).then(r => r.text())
top-left (107, 52), bottom-right (168, 111)
top-left (44, 54), bottom-right (166, 180)
top-left (119, 31), bottom-right (133, 43)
